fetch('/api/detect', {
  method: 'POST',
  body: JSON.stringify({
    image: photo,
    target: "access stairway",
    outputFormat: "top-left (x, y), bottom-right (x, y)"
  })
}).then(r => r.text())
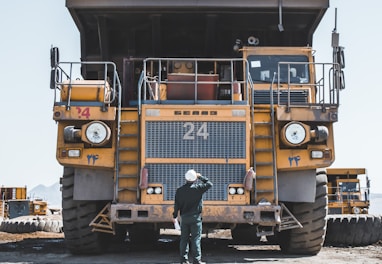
top-left (253, 108), bottom-right (277, 204)
top-left (116, 109), bottom-right (140, 203)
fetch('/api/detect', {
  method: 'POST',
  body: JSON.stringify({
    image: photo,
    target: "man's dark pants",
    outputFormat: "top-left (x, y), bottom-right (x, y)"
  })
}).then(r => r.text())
top-left (179, 214), bottom-right (202, 262)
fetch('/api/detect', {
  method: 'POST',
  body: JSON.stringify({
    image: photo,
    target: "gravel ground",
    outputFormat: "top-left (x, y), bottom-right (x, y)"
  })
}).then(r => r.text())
top-left (0, 230), bottom-right (381, 264)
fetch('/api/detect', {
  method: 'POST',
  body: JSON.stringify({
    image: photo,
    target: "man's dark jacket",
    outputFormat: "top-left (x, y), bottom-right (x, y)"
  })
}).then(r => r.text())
top-left (173, 175), bottom-right (213, 218)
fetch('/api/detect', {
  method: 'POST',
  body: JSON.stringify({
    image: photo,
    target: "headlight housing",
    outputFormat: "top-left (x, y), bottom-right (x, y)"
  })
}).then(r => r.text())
top-left (281, 122), bottom-right (310, 147)
top-left (81, 121), bottom-right (111, 146)
top-left (352, 207), bottom-right (361, 214)
top-left (147, 187), bottom-right (154, 194)
top-left (146, 187), bottom-right (162, 195)
top-left (154, 187), bottom-right (162, 194)
top-left (228, 187), bottom-right (245, 195)
top-left (229, 187), bottom-right (236, 195)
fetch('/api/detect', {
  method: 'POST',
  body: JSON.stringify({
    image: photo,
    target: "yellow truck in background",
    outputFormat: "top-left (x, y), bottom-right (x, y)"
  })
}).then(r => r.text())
top-left (325, 168), bottom-right (382, 246)
top-left (0, 187), bottom-right (63, 234)
top-left (51, 0), bottom-right (346, 255)
top-left (0, 187), bottom-right (48, 219)
top-left (1, 187), bottom-right (26, 219)
top-left (327, 168), bottom-right (370, 214)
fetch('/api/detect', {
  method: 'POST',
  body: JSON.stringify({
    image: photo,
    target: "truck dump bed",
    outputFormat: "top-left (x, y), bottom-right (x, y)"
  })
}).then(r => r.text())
top-left (66, 0), bottom-right (329, 61)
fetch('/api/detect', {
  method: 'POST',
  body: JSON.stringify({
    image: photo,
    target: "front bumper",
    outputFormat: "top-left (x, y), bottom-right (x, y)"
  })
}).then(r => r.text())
top-left (110, 203), bottom-right (281, 226)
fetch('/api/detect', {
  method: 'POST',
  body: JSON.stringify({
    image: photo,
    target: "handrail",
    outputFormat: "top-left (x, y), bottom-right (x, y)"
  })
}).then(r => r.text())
top-left (53, 61), bottom-right (121, 109)
top-left (270, 73), bottom-right (278, 204)
top-left (277, 62), bottom-right (341, 110)
top-left (139, 58), bottom-right (250, 106)
top-left (328, 186), bottom-right (370, 203)
top-left (114, 73), bottom-right (122, 203)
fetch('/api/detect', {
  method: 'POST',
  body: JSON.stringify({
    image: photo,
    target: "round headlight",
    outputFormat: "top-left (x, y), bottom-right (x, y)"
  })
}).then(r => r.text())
top-left (284, 122), bottom-right (306, 145)
top-left (154, 187), bottom-right (162, 194)
top-left (229, 188), bottom-right (236, 195)
top-left (84, 121), bottom-right (111, 145)
top-left (34, 204), bottom-right (40, 210)
top-left (237, 187), bottom-right (244, 195)
top-left (147, 187), bottom-right (154, 194)
top-left (353, 207), bottom-right (361, 214)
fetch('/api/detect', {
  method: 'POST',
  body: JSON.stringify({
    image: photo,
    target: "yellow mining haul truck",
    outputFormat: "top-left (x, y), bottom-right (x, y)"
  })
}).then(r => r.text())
top-left (325, 168), bottom-right (382, 246)
top-left (51, 0), bottom-right (345, 255)
top-left (327, 168), bottom-right (370, 214)
top-left (0, 187), bottom-right (48, 219)
top-left (0, 187), bottom-right (61, 234)
top-left (1, 187), bottom-right (27, 218)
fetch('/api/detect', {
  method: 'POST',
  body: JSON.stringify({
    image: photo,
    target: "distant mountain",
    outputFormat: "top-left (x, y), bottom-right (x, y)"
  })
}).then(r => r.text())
top-left (28, 182), bottom-right (61, 208)
top-left (370, 193), bottom-right (382, 199)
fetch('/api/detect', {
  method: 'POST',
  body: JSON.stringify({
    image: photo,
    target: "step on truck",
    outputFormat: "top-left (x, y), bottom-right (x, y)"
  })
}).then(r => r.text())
top-left (50, 0), bottom-right (345, 255)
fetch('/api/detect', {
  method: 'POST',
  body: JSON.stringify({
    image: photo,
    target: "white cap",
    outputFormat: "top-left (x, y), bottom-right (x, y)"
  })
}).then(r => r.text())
top-left (185, 169), bottom-right (197, 182)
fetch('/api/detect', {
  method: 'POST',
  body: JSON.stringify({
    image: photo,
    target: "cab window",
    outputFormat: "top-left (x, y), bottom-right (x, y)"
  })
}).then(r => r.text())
top-left (248, 55), bottom-right (309, 84)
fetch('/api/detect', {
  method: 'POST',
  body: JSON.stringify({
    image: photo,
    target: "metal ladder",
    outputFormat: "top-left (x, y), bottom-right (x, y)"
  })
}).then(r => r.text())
top-left (251, 76), bottom-right (278, 204)
top-left (115, 109), bottom-right (140, 203)
top-left (252, 109), bottom-right (278, 204)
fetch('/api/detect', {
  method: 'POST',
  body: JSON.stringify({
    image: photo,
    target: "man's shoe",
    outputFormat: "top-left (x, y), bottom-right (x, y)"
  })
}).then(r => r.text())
top-left (181, 261), bottom-right (189, 264)
top-left (193, 260), bottom-right (205, 264)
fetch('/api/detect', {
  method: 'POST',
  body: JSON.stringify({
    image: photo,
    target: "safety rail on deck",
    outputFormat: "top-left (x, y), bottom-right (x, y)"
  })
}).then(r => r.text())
top-left (276, 62), bottom-right (342, 111)
top-left (328, 186), bottom-right (370, 203)
top-left (138, 58), bottom-right (251, 111)
top-left (52, 61), bottom-right (121, 110)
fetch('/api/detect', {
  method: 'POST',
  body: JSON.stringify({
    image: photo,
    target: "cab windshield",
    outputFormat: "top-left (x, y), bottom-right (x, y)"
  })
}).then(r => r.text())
top-left (248, 55), bottom-right (309, 84)
top-left (338, 182), bottom-right (359, 192)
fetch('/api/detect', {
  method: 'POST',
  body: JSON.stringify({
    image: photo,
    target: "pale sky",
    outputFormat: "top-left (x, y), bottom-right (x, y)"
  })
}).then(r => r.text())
top-left (1, 0), bottom-right (381, 194)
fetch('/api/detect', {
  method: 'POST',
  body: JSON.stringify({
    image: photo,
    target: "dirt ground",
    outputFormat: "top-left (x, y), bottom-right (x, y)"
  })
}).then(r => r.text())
top-left (0, 230), bottom-right (381, 264)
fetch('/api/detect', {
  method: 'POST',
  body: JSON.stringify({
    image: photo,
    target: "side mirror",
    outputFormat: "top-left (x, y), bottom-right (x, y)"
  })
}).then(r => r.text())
top-left (337, 47), bottom-right (345, 69)
top-left (50, 47), bottom-right (59, 68)
top-left (50, 47), bottom-right (60, 89)
top-left (333, 46), bottom-right (345, 90)
top-left (50, 69), bottom-right (58, 89)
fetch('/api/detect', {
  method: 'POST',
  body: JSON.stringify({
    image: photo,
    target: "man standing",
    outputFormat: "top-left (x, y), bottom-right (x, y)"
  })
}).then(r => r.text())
top-left (173, 169), bottom-right (213, 264)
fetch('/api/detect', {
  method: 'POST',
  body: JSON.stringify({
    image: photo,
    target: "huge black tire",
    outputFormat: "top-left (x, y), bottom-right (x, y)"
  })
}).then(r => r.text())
top-left (325, 214), bottom-right (382, 246)
top-left (62, 167), bottom-right (112, 254)
top-left (0, 216), bottom-right (63, 233)
top-left (278, 173), bottom-right (328, 255)
top-left (231, 224), bottom-right (262, 244)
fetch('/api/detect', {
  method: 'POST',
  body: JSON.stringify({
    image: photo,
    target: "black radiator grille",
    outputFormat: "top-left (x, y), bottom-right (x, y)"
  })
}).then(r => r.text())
top-left (254, 90), bottom-right (309, 104)
top-left (146, 163), bottom-right (246, 201)
top-left (146, 121), bottom-right (246, 159)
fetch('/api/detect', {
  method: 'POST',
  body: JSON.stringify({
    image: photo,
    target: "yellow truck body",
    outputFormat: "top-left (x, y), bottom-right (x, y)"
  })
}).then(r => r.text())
top-left (51, 0), bottom-right (346, 255)
top-left (0, 187), bottom-right (48, 218)
top-left (327, 168), bottom-right (370, 214)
